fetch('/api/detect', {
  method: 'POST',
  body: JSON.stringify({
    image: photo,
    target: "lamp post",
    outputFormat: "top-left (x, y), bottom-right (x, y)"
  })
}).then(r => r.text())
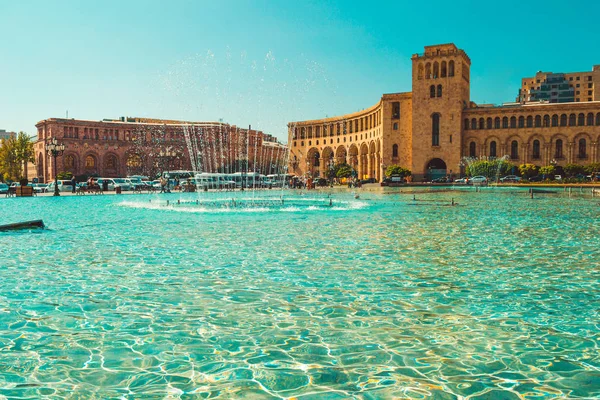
top-left (45, 137), bottom-right (65, 196)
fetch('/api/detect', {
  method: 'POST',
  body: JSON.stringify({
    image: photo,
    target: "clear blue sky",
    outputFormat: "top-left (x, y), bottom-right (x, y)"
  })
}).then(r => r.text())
top-left (1, 0), bottom-right (599, 142)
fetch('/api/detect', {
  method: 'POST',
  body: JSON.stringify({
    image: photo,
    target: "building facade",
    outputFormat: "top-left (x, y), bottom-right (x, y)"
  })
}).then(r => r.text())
top-left (288, 44), bottom-right (600, 181)
top-left (0, 129), bottom-right (16, 141)
top-left (34, 117), bottom-right (287, 182)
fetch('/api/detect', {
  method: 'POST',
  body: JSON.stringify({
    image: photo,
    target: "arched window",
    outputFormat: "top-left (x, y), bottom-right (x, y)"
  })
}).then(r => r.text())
top-left (535, 115), bottom-right (541, 127)
top-left (392, 144), bottom-right (398, 157)
top-left (437, 84), bottom-right (442, 97)
top-left (441, 61), bottom-right (447, 77)
top-left (490, 141), bottom-right (497, 157)
top-left (393, 122), bottom-right (398, 130)
top-left (105, 155), bottom-right (117, 169)
top-left (526, 116), bottom-right (533, 128)
top-left (64, 155), bottom-right (74, 169)
top-left (417, 64), bottom-right (424, 80)
top-left (555, 139), bottom-right (563, 158)
top-left (510, 116), bottom-right (517, 128)
top-left (433, 62), bottom-right (439, 78)
top-left (578, 113), bottom-right (585, 126)
top-left (469, 141), bottom-right (476, 157)
top-left (560, 114), bottom-right (567, 126)
top-left (532, 140), bottom-right (540, 159)
top-left (494, 117), bottom-right (500, 129)
top-left (511, 141), bottom-right (519, 160)
top-left (543, 115), bottom-right (550, 127)
top-left (569, 114), bottom-right (576, 126)
top-left (587, 113), bottom-right (594, 126)
top-left (471, 118), bottom-right (477, 130)
top-left (479, 118), bottom-right (485, 130)
top-left (85, 155), bottom-right (96, 169)
top-left (579, 138), bottom-right (587, 158)
top-left (464, 119), bottom-right (470, 130)
top-left (425, 63), bottom-right (431, 79)
top-left (486, 118), bottom-right (492, 129)
top-left (552, 114), bottom-right (558, 127)
top-left (502, 117), bottom-right (508, 128)
top-left (518, 116), bottom-right (525, 128)
top-left (432, 113), bottom-right (440, 146)
top-left (448, 60), bottom-right (455, 77)
top-left (597, 113), bottom-right (600, 126)
top-left (430, 85), bottom-right (436, 98)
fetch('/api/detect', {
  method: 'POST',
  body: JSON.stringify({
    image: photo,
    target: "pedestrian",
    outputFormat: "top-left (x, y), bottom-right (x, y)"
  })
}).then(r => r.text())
top-left (102, 179), bottom-right (109, 192)
top-left (71, 176), bottom-right (76, 193)
top-left (160, 177), bottom-right (167, 193)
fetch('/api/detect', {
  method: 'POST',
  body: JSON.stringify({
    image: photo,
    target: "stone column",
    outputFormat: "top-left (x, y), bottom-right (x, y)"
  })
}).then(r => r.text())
top-left (522, 144), bottom-right (529, 164)
top-left (319, 157), bottom-right (326, 178)
top-left (367, 154), bottom-right (372, 178)
top-left (568, 142), bottom-right (574, 163)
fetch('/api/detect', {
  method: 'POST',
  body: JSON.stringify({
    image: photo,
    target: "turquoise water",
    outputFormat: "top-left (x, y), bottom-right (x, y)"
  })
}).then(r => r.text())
top-left (0, 188), bottom-right (599, 399)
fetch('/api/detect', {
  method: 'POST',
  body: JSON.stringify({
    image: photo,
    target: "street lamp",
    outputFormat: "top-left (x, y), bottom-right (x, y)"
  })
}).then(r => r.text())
top-left (45, 137), bottom-right (65, 196)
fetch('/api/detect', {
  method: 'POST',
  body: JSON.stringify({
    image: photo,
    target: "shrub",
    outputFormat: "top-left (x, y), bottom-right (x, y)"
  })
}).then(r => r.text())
top-left (385, 165), bottom-right (411, 178)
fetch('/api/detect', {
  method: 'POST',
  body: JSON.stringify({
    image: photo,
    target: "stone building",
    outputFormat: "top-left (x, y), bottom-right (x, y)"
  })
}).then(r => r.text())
top-left (34, 117), bottom-right (287, 182)
top-left (288, 43), bottom-right (600, 181)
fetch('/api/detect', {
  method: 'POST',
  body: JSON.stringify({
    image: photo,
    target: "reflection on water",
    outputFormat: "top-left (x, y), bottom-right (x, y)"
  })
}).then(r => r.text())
top-left (0, 189), bottom-right (598, 398)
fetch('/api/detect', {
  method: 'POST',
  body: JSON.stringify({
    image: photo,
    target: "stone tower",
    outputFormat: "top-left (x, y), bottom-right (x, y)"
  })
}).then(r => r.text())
top-left (410, 44), bottom-right (471, 180)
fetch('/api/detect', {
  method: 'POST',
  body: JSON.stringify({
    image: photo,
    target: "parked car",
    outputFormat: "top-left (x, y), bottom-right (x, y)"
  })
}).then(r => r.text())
top-left (500, 175), bottom-right (521, 183)
top-left (432, 177), bottom-right (448, 183)
top-left (554, 175), bottom-right (563, 181)
top-left (32, 183), bottom-right (48, 193)
top-left (360, 178), bottom-right (377, 184)
top-left (0, 183), bottom-right (8, 194)
top-left (112, 178), bottom-right (132, 191)
top-left (470, 176), bottom-right (488, 184)
top-left (46, 180), bottom-right (74, 192)
top-left (528, 175), bottom-right (543, 182)
top-left (454, 178), bottom-right (468, 184)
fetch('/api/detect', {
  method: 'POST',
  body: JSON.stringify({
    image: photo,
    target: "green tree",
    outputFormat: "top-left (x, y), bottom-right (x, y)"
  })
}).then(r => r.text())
top-left (385, 164), bottom-right (411, 178)
top-left (336, 164), bottom-right (354, 179)
top-left (0, 136), bottom-right (21, 182)
top-left (563, 163), bottom-right (585, 177)
top-left (466, 159), bottom-right (513, 179)
top-left (518, 164), bottom-right (539, 179)
top-left (57, 171), bottom-right (73, 180)
top-left (539, 165), bottom-right (555, 178)
top-left (584, 163), bottom-right (600, 174)
top-left (14, 132), bottom-right (35, 178)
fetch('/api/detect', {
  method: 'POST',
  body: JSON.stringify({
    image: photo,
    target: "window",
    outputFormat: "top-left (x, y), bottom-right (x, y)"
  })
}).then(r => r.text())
top-left (588, 76), bottom-right (592, 81)
top-left (555, 139), bottom-right (563, 158)
top-left (437, 84), bottom-right (442, 97)
top-left (64, 155), bottom-right (75, 168)
top-left (535, 115), bottom-right (541, 127)
top-left (393, 122), bottom-right (398, 130)
top-left (502, 117), bottom-right (508, 128)
top-left (85, 155), bottom-right (96, 169)
top-left (543, 115), bottom-right (549, 127)
top-left (576, 77), bottom-right (580, 81)
top-left (464, 118), bottom-right (470, 130)
top-left (560, 114), bottom-right (567, 126)
top-left (532, 140), bottom-right (540, 159)
top-left (597, 113), bottom-right (600, 126)
top-left (433, 62), bottom-right (439, 78)
top-left (588, 83), bottom-right (593, 88)
top-left (494, 117), bottom-right (500, 129)
top-left (425, 63), bottom-right (431, 79)
top-left (517, 116), bottom-right (524, 128)
top-left (417, 64), bottom-right (424, 80)
top-left (490, 141), bottom-right (497, 157)
top-left (392, 102), bottom-right (400, 119)
top-left (441, 61), bottom-right (447, 77)
top-left (448, 60), bottom-right (455, 77)
top-left (578, 138), bottom-right (587, 158)
top-left (469, 142), bottom-right (476, 157)
top-left (471, 118), bottom-right (477, 129)
top-left (486, 118), bottom-right (492, 129)
top-left (589, 91), bottom-right (593, 95)
top-left (551, 114), bottom-right (558, 127)
top-left (569, 114), bottom-right (576, 126)
top-left (430, 85), bottom-right (436, 98)
top-left (479, 118), bottom-right (485, 130)
top-left (578, 113), bottom-right (585, 126)
top-left (392, 144), bottom-right (398, 157)
top-left (526, 116), bottom-right (533, 128)
top-left (511, 141), bottom-right (519, 160)
top-left (587, 113), bottom-right (594, 126)
top-left (432, 113), bottom-right (440, 146)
